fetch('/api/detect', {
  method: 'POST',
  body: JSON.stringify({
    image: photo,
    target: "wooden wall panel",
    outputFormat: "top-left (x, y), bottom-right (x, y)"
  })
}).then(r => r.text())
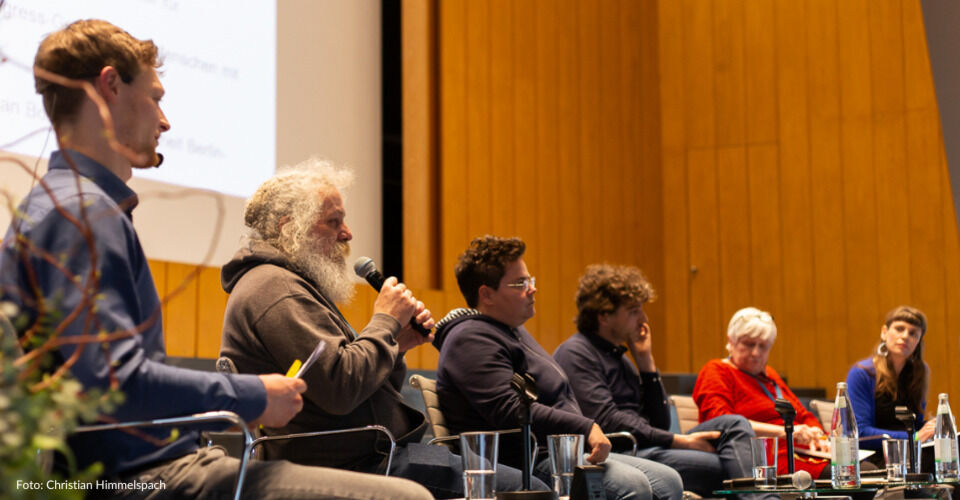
top-left (161, 262), bottom-right (198, 357)
top-left (512, 0), bottom-right (540, 337)
top-left (806, 0), bottom-right (848, 390)
top-left (195, 266), bottom-right (227, 358)
top-left (402, 0), bottom-right (439, 289)
top-left (713, 0), bottom-right (745, 147)
top-left (464, 0), bottom-right (493, 240)
top-left (774, 0), bottom-right (817, 386)
top-left (687, 149), bottom-right (721, 370)
top-left (490, 0), bottom-right (516, 240)
top-left (659, 0), bottom-right (692, 371)
top-left (556, 0), bottom-right (583, 348)
top-left (643, 0), bottom-right (957, 407)
top-left (424, 0), bottom-right (665, 359)
top-left (838, 0), bottom-right (880, 374)
top-left (682, 0), bottom-right (716, 148)
top-left (747, 145), bottom-right (784, 370)
top-left (439, 0), bottom-right (469, 294)
top-left (534, 0), bottom-right (562, 353)
top-left (744, 0), bottom-right (776, 144)
top-left (599, 0), bottom-right (625, 263)
top-left (716, 146), bottom-right (751, 329)
top-left (577, 0), bottom-right (602, 268)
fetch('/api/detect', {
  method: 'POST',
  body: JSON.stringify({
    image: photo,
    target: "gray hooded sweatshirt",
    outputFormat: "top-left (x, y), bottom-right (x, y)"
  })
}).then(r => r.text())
top-left (219, 240), bottom-right (426, 471)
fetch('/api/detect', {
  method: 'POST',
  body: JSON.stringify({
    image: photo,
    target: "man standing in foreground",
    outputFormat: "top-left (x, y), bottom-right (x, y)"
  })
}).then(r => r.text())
top-left (0, 19), bottom-right (429, 499)
top-left (220, 163), bottom-right (545, 497)
top-left (434, 235), bottom-right (683, 500)
top-left (555, 264), bottom-right (758, 497)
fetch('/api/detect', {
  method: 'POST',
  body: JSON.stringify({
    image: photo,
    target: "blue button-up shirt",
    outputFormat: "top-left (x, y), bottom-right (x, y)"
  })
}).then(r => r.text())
top-left (0, 150), bottom-right (266, 476)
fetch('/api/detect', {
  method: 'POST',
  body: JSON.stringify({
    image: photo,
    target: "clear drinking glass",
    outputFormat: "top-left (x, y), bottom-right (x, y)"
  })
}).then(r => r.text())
top-left (882, 438), bottom-right (908, 483)
top-left (750, 437), bottom-right (777, 489)
top-left (548, 434), bottom-right (584, 500)
top-left (460, 431), bottom-right (499, 500)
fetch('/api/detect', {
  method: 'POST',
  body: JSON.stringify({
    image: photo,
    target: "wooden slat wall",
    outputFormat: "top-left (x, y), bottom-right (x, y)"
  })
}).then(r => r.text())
top-left (656, 0), bottom-right (959, 410)
top-left (421, 0), bottom-right (666, 363)
top-left (147, 0), bottom-right (960, 415)
top-left (402, 0), bottom-right (959, 411)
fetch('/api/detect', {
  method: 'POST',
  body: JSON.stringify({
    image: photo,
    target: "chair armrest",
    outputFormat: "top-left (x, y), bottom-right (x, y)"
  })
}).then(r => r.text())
top-left (604, 431), bottom-right (637, 456)
top-left (251, 425), bottom-right (397, 476)
top-left (75, 410), bottom-right (252, 500)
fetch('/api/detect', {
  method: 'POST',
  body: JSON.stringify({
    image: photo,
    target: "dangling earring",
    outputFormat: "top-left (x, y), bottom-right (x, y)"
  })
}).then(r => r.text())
top-left (877, 341), bottom-right (889, 357)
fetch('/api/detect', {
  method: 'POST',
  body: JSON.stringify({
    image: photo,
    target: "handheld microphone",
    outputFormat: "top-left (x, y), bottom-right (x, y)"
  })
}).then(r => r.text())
top-left (353, 257), bottom-right (431, 336)
top-left (723, 471), bottom-right (812, 490)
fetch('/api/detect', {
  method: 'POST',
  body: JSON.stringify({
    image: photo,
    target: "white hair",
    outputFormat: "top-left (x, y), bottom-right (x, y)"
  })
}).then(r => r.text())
top-left (244, 157), bottom-right (356, 302)
top-left (243, 157), bottom-right (354, 256)
top-left (726, 307), bottom-right (777, 352)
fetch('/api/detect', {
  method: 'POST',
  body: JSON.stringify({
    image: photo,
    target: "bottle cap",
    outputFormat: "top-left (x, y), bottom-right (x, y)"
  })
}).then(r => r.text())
top-left (837, 382), bottom-right (847, 389)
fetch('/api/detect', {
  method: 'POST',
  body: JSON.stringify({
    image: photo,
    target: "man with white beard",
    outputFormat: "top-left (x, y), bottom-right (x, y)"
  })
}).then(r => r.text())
top-left (219, 159), bottom-right (545, 497)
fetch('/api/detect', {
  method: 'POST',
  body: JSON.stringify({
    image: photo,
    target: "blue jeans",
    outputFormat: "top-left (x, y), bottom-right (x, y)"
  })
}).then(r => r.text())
top-left (534, 451), bottom-right (683, 500)
top-left (390, 442), bottom-right (549, 498)
top-left (636, 414), bottom-right (758, 497)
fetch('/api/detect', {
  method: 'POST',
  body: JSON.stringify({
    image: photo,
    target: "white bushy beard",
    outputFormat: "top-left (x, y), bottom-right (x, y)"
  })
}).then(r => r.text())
top-left (291, 237), bottom-right (356, 304)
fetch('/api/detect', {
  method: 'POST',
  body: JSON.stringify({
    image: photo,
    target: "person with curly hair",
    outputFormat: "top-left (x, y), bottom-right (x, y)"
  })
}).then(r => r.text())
top-left (434, 235), bottom-right (683, 500)
top-left (554, 264), bottom-right (759, 498)
top-left (846, 306), bottom-right (933, 454)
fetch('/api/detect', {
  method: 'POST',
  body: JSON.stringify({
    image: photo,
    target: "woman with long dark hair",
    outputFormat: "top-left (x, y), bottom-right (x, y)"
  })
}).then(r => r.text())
top-left (846, 306), bottom-right (933, 453)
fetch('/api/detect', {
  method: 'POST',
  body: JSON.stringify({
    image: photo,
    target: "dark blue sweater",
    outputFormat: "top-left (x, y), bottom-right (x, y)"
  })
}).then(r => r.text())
top-left (435, 315), bottom-right (594, 469)
top-left (554, 332), bottom-right (675, 449)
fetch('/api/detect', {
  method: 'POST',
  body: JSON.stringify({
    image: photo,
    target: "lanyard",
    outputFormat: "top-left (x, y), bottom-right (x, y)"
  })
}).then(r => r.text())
top-left (727, 357), bottom-right (783, 403)
top-left (752, 375), bottom-right (783, 404)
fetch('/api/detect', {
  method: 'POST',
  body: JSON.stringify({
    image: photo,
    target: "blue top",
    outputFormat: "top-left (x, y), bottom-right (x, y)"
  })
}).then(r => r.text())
top-left (0, 150), bottom-right (266, 476)
top-left (846, 357), bottom-right (926, 451)
top-left (553, 332), bottom-right (674, 449)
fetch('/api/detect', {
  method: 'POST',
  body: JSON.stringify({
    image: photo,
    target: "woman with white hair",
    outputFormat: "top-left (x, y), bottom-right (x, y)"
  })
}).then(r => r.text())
top-left (692, 307), bottom-right (830, 478)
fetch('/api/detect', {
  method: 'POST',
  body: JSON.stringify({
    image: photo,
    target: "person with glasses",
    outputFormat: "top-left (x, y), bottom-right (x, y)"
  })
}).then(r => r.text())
top-left (846, 306), bottom-right (932, 460)
top-left (692, 307), bottom-right (831, 479)
top-left (554, 264), bottom-right (759, 498)
top-left (434, 235), bottom-right (683, 500)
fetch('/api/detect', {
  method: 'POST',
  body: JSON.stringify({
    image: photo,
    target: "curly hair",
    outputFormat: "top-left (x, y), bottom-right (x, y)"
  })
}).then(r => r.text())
top-left (244, 157), bottom-right (354, 256)
top-left (575, 264), bottom-right (656, 334)
top-left (872, 305), bottom-right (928, 414)
top-left (34, 19), bottom-right (160, 128)
top-left (455, 235), bottom-right (526, 308)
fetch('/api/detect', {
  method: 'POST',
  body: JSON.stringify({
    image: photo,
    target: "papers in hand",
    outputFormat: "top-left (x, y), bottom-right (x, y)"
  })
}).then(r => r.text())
top-left (293, 341), bottom-right (326, 379)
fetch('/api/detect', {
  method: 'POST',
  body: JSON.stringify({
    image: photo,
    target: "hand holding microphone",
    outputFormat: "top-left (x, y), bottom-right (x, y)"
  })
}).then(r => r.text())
top-left (355, 257), bottom-right (432, 336)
